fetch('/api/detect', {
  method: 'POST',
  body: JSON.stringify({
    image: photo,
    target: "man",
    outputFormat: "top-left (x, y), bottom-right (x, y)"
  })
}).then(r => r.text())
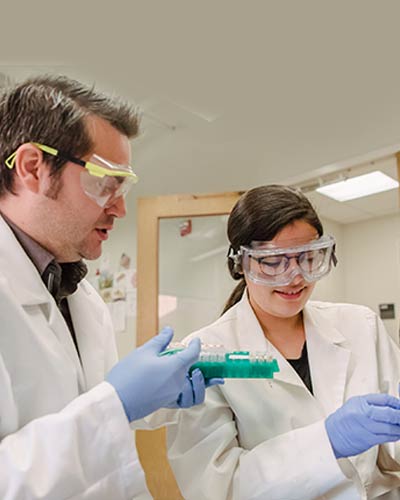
top-left (0, 75), bottom-right (220, 499)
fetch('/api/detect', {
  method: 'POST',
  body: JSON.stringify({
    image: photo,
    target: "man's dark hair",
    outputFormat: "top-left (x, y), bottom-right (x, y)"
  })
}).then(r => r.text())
top-left (0, 74), bottom-right (140, 196)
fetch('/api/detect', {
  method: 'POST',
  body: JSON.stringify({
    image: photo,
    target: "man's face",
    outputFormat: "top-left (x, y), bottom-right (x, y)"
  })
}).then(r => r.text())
top-left (38, 116), bottom-right (131, 262)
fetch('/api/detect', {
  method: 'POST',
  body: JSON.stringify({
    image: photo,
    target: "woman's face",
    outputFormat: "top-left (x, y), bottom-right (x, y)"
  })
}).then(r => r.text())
top-left (245, 220), bottom-right (319, 320)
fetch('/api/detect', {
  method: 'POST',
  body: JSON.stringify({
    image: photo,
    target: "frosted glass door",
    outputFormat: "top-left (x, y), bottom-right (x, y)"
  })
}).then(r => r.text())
top-left (158, 215), bottom-right (235, 341)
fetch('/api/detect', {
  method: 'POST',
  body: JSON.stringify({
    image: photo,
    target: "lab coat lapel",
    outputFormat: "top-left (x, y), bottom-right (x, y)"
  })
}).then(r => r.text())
top-left (237, 293), bottom-right (306, 389)
top-left (0, 216), bottom-right (86, 391)
top-left (304, 303), bottom-right (351, 416)
top-left (68, 282), bottom-right (108, 390)
top-left (46, 298), bottom-right (86, 390)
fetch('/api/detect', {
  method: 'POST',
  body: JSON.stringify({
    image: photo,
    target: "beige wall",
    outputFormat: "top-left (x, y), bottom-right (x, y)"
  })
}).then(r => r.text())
top-left (341, 213), bottom-right (400, 343)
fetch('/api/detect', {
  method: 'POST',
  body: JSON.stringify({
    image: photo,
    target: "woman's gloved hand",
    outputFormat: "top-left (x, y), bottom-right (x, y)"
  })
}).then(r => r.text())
top-left (325, 393), bottom-right (400, 459)
top-left (164, 367), bottom-right (222, 409)
top-left (106, 327), bottom-right (223, 422)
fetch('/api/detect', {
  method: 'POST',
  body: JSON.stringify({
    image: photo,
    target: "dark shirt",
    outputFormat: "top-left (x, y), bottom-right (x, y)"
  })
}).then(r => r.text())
top-left (287, 342), bottom-right (313, 394)
top-left (2, 213), bottom-right (87, 354)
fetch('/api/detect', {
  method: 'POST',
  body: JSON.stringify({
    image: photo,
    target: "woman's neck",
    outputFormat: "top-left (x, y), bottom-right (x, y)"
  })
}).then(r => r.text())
top-left (249, 296), bottom-right (305, 359)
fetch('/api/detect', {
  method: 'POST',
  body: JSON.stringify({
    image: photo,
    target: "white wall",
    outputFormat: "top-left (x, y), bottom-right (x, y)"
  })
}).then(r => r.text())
top-left (341, 213), bottom-right (400, 343)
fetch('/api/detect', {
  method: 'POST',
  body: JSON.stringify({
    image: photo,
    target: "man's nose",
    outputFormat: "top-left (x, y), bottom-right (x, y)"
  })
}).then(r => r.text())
top-left (105, 195), bottom-right (127, 218)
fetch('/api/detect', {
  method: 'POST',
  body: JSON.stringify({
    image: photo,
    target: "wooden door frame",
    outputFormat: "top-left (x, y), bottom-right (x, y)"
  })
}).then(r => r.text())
top-left (136, 191), bottom-right (242, 499)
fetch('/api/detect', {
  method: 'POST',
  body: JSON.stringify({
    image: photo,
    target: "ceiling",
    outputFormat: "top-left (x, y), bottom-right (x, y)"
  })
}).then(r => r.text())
top-left (295, 154), bottom-right (400, 224)
top-left (2, 1), bottom-right (400, 225)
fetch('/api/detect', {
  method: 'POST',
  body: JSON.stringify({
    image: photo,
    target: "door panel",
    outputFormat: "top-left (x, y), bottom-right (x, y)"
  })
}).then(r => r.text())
top-left (136, 192), bottom-right (241, 499)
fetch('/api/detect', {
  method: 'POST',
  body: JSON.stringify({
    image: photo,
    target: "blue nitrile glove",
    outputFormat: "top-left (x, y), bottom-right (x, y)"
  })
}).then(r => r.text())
top-left (106, 327), bottom-right (223, 422)
top-left (325, 394), bottom-right (400, 459)
top-left (165, 368), bottom-right (223, 409)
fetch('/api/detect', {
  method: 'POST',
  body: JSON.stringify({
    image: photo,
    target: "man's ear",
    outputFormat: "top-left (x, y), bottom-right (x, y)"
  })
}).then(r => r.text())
top-left (12, 144), bottom-right (48, 194)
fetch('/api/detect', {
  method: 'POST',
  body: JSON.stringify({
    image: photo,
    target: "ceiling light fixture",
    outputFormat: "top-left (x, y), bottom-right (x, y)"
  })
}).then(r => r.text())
top-left (315, 171), bottom-right (399, 202)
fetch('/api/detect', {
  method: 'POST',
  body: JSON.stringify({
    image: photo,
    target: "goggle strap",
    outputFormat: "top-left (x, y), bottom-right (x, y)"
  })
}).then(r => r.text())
top-left (226, 245), bottom-right (235, 258)
top-left (85, 162), bottom-right (137, 179)
top-left (227, 245), bottom-right (242, 264)
top-left (33, 143), bottom-right (59, 157)
top-left (242, 236), bottom-right (335, 258)
top-left (36, 143), bottom-right (135, 180)
top-left (5, 151), bottom-right (17, 169)
top-left (6, 144), bottom-right (65, 169)
top-left (331, 245), bottom-right (338, 267)
top-left (6, 143), bottom-right (139, 184)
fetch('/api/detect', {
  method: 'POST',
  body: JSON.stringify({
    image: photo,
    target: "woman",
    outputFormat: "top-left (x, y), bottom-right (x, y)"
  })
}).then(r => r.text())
top-left (166, 185), bottom-right (400, 500)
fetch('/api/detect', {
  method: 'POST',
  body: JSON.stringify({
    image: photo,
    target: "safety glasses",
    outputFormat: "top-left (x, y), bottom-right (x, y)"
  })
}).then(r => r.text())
top-left (240, 235), bottom-right (337, 286)
top-left (5, 143), bottom-right (139, 208)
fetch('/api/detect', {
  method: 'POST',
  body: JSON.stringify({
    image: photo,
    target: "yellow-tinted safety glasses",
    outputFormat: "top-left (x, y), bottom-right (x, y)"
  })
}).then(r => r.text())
top-left (5, 143), bottom-right (139, 208)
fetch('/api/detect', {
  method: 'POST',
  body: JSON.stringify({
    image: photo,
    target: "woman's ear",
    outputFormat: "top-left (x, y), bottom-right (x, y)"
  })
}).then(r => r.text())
top-left (12, 144), bottom-right (46, 194)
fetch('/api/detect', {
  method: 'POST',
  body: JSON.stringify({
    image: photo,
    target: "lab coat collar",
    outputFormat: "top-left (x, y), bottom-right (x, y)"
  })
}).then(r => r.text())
top-left (304, 303), bottom-right (351, 415)
top-left (0, 215), bottom-right (51, 306)
top-left (303, 303), bottom-right (348, 345)
top-left (235, 292), bottom-right (351, 407)
top-left (0, 215), bottom-right (87, 390)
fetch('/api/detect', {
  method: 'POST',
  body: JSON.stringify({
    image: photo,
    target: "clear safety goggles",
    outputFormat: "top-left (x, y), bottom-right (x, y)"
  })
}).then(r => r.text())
top-left (240, 235), bottom-right (337, 286)
top-left (5, 143), bottom-right (139, 208)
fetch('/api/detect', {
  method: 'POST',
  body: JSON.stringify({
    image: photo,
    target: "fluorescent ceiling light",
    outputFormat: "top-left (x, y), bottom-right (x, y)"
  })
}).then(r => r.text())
top-left (316, 171), bottom-right (399, 202)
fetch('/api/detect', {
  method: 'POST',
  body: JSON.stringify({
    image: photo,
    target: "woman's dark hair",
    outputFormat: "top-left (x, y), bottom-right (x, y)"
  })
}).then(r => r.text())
top-left (222, 184), bottom-right (323, 314)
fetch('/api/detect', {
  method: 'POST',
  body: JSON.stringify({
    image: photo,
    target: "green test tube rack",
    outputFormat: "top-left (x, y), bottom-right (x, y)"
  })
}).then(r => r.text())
top-left (160, 343), bottom-right (279, 379)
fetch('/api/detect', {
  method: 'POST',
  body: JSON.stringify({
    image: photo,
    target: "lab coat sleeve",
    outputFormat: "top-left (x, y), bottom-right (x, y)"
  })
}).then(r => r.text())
top-left (375, 313), bottom-right (400, 407)
top-left (374, 314), bottom-right (400, 478)
top-left (0, 380), bottom-right (150, 500)
top-left (167, 386), bottom-right (351, 500)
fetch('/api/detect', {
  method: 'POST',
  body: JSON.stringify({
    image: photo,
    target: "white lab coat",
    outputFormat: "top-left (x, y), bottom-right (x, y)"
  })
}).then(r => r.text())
top-left (166, 293), bottom-right (400, 500)
top-left (0, 216), bottom-right (151, 499)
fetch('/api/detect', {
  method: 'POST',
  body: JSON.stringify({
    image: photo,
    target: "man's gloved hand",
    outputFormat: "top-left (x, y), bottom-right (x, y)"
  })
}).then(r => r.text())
top-left (325, 393), bottom-right (400, 459)
top-left (106, 327), bottom-right (223, 422)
